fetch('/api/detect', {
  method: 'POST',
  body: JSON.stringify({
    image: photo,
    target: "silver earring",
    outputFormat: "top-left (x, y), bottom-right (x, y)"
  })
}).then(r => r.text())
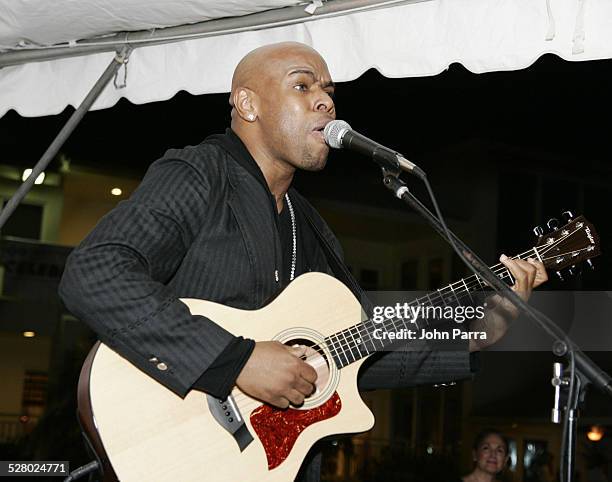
top-left (248, 114), bottom-right (255, 121)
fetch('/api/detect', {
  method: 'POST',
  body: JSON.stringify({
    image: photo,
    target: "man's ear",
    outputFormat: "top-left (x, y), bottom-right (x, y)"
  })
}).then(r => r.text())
top-left (233, 87), bottom-right (258, 122)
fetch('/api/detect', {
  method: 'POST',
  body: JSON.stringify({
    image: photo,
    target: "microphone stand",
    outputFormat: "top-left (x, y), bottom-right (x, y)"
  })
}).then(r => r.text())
top-left (378, 167), bottom-right (611, 482)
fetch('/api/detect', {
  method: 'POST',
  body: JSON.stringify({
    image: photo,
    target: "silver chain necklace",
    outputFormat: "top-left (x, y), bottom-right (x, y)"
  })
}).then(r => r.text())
top-left (275, 193), bottom-right (297, 283)
top-left (285, 193), bottom-right (297, 281)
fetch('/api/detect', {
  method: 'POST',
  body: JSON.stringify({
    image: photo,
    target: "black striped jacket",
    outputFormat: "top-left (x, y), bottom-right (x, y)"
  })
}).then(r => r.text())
top-left (59, 134), bottom-right (473, 481)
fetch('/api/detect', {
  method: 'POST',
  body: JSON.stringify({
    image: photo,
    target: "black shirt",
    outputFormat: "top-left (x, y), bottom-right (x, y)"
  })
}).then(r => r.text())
top-left (192, 129), bottom-right (320, 398)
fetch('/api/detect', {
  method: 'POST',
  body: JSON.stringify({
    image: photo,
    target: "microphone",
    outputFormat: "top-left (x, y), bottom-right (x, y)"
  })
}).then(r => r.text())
top-left (323, 120), bottom-right (425, 179)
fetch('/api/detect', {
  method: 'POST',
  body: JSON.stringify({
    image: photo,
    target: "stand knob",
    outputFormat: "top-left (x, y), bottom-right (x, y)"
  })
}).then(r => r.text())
top-left (552, 362), bottom-right (564, 424)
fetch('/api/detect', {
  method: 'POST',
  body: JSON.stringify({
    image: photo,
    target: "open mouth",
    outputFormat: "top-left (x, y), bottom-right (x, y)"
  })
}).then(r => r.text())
top-left (311, 126), bottom-right (326, 143)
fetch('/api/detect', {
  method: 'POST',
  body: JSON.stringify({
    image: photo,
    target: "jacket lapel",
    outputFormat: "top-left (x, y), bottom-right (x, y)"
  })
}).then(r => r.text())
top-left (226, 159), bottom-right (280, 307)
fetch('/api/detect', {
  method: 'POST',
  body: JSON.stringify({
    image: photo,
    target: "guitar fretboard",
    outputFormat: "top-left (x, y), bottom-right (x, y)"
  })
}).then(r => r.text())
top-left (324, 247), bottom-right (541, 369)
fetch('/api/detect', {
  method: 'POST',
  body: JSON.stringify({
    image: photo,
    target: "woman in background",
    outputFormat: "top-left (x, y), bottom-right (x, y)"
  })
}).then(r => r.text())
top-left (459, 429), bottom-right (510, 482)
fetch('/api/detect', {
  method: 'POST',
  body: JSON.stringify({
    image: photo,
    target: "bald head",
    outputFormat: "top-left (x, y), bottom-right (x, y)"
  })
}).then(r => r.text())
top-left (230, 42), bottom-right (324, 108)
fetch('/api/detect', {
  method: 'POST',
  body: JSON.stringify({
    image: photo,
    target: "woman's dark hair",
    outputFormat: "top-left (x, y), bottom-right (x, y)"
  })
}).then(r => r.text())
top-left (473, 428), bottom-right (509, 454)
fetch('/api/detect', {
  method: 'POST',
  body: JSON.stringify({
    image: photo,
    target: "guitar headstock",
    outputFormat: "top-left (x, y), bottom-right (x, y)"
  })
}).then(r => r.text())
top-left (533, 214), bottom-right (601, 274)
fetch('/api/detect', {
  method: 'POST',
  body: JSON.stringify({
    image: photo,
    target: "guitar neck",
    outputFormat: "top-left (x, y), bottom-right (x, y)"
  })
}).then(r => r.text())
top-left (324, 247), bottom-right (542, 369)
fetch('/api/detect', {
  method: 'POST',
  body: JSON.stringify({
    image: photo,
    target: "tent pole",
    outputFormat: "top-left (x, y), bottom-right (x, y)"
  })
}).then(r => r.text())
top-left (0, 46), bottom-right (131, 230)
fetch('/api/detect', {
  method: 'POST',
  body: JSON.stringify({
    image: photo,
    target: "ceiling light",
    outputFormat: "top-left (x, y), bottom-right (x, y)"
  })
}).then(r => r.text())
top-left (22, 331), bottom-right (36, 338)
top-left (22, 169), bottom-right (45, 185)
top-left (111, 188), bottom-right (122, 196)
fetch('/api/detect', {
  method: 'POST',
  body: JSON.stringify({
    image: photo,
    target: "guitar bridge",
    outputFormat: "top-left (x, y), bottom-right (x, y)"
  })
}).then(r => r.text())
top-left (206, 394), bottom-right (253, 452)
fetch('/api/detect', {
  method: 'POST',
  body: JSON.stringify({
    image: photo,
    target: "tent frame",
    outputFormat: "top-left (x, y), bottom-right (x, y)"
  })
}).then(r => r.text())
top-left (0, 0), bottom-right (425, 68)
top-left (0, 47), bottom-right (131, 229)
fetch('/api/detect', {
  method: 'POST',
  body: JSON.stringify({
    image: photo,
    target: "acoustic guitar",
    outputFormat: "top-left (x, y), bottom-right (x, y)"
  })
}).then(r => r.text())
top-left (78, 215), bottom-right (600, 481)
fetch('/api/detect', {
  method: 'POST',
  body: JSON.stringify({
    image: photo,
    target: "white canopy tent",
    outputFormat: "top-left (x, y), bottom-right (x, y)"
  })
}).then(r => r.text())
top-left (1, 0), bottom-right (611, 119)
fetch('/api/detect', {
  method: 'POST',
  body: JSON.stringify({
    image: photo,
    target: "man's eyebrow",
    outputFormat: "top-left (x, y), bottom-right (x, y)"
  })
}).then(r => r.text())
top-left (288, 69), bottom-right (335, 89)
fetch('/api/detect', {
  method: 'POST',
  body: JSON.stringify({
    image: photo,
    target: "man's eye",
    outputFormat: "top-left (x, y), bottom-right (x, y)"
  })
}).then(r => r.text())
top-left (294, 83), bottom-right (308, 91)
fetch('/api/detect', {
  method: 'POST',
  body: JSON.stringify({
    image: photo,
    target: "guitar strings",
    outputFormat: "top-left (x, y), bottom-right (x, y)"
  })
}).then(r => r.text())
top-left (232, 271), bottom-right (516, 408)
top-left (274, 243), bottom-right (554, 370)
top-left (330, 228), bottom-right (584, 363)
top-left (231, 228), bottom-right (584, 406)
top-left (539, 247), bottom-right (592, 263)
top-left (306, 239), bottom-right (560, 362)
top-left (311, 229), bottom-right (578, 367)
top-left (231, 260), bottom-right (517, 405)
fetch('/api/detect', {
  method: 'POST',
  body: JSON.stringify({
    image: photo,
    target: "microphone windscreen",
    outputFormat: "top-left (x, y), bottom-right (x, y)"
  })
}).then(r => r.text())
top-left (323, 120), bottom-right (351, 149)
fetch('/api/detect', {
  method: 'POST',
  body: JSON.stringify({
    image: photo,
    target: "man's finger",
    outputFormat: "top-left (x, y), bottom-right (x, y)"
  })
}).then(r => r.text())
top-left (500, 255), bottom-right (535, 287)
top-left (298, 361), bottom-right (318, 384)
top-left (288, 344), bottom-right (308, 358)
top-left (527, 258), bottom-right (548, 286)
top-left (294, 376), bottom-right (315, 397)
top-left (517, 258), bottom-right (537, 286)
top-left (286, 389), bottom-right (305, 407)
top-left (275, 397), bottom-right (290, 409)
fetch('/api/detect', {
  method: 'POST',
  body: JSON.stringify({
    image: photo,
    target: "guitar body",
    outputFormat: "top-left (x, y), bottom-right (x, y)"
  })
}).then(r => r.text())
top-left (79, 272), bottom-right (374, 482)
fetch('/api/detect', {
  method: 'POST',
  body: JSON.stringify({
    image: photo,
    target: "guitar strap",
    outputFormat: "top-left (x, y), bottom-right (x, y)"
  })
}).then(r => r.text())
top-left (291, 194), bottom-right (372, 314)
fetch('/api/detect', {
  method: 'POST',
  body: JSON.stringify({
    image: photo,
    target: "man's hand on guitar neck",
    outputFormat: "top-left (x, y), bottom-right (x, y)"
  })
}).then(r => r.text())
top-left (469, 254), bottom-right (548, 351)
top-left (236, 341), bottom-right (318, 409)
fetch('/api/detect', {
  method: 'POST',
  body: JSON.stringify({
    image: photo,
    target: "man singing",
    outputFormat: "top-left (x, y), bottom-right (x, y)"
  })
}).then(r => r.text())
top-left (59, 42), bottom-right (546, 481)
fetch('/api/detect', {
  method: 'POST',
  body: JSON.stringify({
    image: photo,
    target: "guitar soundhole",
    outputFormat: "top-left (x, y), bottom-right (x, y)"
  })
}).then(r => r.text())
top-left (285, 338), bottom-right (330, 398)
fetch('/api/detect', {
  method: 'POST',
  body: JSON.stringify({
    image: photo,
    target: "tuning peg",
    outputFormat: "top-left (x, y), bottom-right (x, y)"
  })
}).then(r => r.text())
top-left (585, 259), bottom-right (596, 270)
top-left (561, 210), bottom-right (575, 223)
top-left (547, 218), bottom-right (560, 231)
top-left (555, 270), bottom-right (564, 282)
top-left (567, 265), bottom-right (580, 277)
top-left (533, 225), bottom-right (544, 236)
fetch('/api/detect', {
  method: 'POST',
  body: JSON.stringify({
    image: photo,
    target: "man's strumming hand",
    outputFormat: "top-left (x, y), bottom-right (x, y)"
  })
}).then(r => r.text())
top-left (236, 341), bottom-right (317, 408)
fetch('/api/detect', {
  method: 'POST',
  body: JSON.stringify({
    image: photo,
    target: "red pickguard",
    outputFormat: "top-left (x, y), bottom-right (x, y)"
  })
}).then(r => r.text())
top-left (250, 392), bottom-right (342, 470)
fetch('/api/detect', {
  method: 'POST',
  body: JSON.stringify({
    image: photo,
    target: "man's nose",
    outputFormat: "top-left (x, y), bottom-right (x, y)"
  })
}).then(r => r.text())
top-left (315, 92), bottom-right (334, 113)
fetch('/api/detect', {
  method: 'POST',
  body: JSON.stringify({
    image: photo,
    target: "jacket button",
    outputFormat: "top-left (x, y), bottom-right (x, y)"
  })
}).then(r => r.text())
top-left (157, 362), bottom-right (168, 371)
top-left (149, 356), bottom-right (159, 363)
